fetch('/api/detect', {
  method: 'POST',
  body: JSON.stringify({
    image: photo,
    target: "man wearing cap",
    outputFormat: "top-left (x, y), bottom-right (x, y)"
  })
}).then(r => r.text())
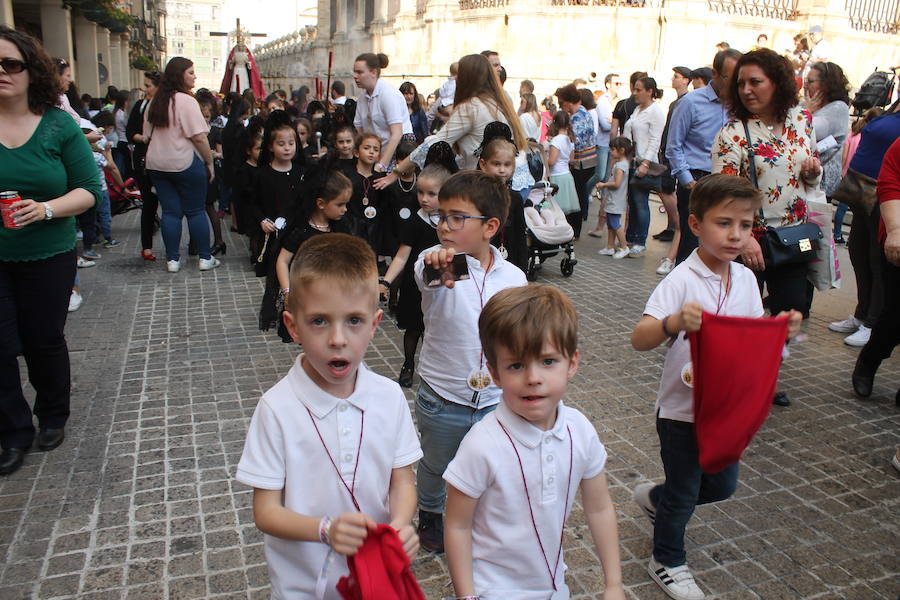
top-left (666, 49), bottom-right (742, 264)
top-left (652, 67), bottom-right (694, 254)
top-left (804, 26), bottom-right (830, 78)
top-left (690, 68), bottom-right (712, 90)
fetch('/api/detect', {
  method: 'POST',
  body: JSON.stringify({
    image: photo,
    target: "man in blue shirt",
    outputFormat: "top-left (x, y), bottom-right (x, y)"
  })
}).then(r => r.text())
top-left (666, 49), bottom-right (742, 264)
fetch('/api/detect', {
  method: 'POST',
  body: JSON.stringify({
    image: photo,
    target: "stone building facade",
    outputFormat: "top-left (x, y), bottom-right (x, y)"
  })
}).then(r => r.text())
top-left (254, 0), bottom-right (900, 102)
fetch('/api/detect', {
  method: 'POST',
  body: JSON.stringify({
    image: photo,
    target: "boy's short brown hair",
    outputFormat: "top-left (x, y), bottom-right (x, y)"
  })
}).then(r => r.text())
top-left (439, 170), bottom-right (510, 227)
top-left (479, 285), bottom-right (577, 367)
top-left (689, 173), bottom-right (762, 221)
top-left (287, 234), bottom-right (378, 312)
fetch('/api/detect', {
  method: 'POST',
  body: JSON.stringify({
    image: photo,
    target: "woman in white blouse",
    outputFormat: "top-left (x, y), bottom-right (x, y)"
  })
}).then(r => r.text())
top-left (375, 53), bottom-right (526, 188)
top-left (623, 76), bottom-right (665, 255)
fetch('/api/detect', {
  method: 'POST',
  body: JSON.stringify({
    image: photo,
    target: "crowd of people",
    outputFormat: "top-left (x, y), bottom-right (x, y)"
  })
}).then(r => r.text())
top-left (1, 22), bottom-right (899, 600)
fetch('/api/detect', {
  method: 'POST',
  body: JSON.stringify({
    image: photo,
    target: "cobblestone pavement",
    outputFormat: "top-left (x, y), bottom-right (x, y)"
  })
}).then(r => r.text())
top-left (0, 206), bottom-right (897, 600)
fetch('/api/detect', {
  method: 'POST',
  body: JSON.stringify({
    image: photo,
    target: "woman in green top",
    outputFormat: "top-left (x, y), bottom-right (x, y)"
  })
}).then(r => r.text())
top-left (0, 27), bottom-right (101, 477)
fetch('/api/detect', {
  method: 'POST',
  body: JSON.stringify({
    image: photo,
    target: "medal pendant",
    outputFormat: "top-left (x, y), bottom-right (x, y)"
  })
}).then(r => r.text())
top-left (362, 196), bottom-right (369, 206)
top-left (499, 245), bottom-right (508, 259)
top-left (364, 206), bottom-right (377, 219)
top-left (680, 362), bottom-right (694, 388)
top-left (467, 367), bottom-right (493, 392)
top-left (399, 207), bottom-right (411, 220)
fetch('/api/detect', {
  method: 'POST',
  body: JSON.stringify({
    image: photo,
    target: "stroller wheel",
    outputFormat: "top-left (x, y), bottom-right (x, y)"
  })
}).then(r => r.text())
top-left (560, 258), bottom-right (574, 277)
top-left (526, 257), bottom-right (538, 282)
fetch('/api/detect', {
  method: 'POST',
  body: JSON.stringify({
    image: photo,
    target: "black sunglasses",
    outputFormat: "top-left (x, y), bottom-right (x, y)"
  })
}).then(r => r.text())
top-left (0, 58), bottom-right (27, 74)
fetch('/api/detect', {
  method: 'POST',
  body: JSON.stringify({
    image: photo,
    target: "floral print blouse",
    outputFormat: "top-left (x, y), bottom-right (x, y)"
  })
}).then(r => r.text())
top-left (712, 105), bottom-right (821, 228)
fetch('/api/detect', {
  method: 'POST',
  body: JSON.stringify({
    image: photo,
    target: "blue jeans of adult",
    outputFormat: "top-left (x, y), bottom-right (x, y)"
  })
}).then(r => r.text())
top-left (833, 202), bottom-right (849, 240)
top-left (585, 145), bottom-right (611, 193)
top-left (415, 380), bottom-right (496, 513)
top-left (148, 155), bottom-right (211, 261)
top-left (649, 417), bottom-right (739, 567)
top-left (97, 189), bottom-right (112, 241)
top-left (626, 171), bottom-right (652, 247)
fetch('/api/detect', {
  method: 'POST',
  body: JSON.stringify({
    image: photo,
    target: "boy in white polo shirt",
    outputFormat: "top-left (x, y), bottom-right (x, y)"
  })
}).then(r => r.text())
top-left (630, 174), bottom-right (801, 600)
top-left (443, 284), bottom-right (624, 600)
top-left (413, 170), bottom-right (527, 552)
top-left (235, 234), bottom-right (422, 599)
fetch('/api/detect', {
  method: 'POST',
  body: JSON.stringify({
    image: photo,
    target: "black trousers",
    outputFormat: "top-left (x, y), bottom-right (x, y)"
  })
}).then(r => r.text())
top-left (753, 260), bottom-right (809, 315)
top-left (572, 164), bottom-right (594, 237)
top-left (848, 205), bottom-right (885, 327)
top-left (135, 168), bottom-right (159, 251)
top-left (674, 169), bottom-right (710, 265)
top-left (860, 255), bottom-right (899, 364)
top-left (0, 249), bottom-right (76, 449)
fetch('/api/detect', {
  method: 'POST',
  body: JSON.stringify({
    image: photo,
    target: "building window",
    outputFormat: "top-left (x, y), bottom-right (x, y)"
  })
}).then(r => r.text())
top-left (194, 23), bottom-right (201, 37)
top-left (175, 41), bottom-right (184, 53)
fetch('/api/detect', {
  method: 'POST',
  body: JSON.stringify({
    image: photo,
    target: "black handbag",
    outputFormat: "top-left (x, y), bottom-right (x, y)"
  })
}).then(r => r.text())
top-left (743, 121), bottom-right (822, 269)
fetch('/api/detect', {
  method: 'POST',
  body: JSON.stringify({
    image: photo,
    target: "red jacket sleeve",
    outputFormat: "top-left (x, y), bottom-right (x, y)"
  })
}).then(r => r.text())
top-left (876, 137), bottom-right (900, 246)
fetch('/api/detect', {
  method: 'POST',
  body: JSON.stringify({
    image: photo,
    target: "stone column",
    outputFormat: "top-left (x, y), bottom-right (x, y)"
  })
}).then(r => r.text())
top-left (40, 0), bottom-right (75, 65)
top-left (120, 35), bottom-right (131, 89)
top-left (96, 27), bottom-right (111, 91)
top-left (109, 34), bottom-right (121, 89)
top-left (0, 0), bottom-right (13, 28)
top-left (74, 16), bottom-right (100, 97)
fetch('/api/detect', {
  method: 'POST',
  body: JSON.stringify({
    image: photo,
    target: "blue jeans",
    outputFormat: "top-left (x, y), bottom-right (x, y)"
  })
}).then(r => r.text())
top-left (585, 145), bottom-right (611, 193)
top-left (149, 155), bottom-right (211, 261)
top-left (649, 417), bottom-right (739, 567)
top-left (834, 202), bottom-right (849, 240)
top-left (415, 380), bottom-right (496, 513)
top-left (626, 173), bottom-right (651, 246)
top-left (97, 189), bottom-right (112, 241)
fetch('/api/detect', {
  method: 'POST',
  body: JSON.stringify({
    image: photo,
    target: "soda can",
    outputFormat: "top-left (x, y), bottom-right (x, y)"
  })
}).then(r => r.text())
top-left (0, 191), bottom-right (23, 229)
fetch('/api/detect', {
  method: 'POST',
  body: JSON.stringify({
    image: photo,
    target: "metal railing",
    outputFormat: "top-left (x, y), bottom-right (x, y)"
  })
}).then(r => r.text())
top-left (547, 0), bottom-right (662, 5)
top-left (707, 0), bottom-right (798, 20)
top-left (845, 0), bottom-right (900, 33)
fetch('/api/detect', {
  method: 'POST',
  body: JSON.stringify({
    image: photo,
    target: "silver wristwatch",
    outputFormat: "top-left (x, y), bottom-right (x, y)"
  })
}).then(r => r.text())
top-left (43, 203), bottom-right (54, 220)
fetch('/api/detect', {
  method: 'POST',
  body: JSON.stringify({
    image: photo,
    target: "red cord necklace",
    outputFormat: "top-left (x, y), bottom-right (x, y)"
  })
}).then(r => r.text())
top-left (306, 407), bottom-right (364, 511)
top-left (498, 420), bottom-right (574, 591)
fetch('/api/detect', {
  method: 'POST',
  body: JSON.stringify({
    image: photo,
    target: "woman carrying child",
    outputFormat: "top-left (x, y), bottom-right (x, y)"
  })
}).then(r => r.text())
top-left (595, 137), bottom-right (633, 259)
top-left (547, 110), bottom-right (581, 234)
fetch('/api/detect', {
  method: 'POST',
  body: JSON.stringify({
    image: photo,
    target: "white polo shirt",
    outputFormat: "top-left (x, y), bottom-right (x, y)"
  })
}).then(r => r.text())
top-left (353, 78), bottom-right (413, 145)
top-left (235, 356), bottom-right (422, 599)
top-left (415, 245), bottom-right (527, 408)
top-left (643, 250), bottom-right (764, 423)
top-left (444, 400), bottom-right (607, 599)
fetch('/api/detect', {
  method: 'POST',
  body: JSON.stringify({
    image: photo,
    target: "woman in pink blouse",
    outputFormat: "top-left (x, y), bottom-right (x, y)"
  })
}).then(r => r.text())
top-left (712, 49), bottom-right (821, 407)
top-left (143, 57), bottom-right (217, 273)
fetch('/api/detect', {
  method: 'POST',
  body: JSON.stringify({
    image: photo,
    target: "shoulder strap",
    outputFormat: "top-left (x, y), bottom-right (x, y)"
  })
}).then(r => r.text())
top-left (742, 120), bottom-right (764, 221)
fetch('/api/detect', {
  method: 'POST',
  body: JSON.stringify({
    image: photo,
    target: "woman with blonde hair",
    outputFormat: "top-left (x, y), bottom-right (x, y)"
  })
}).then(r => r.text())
top-left (375, 53), bottom-right (527, 188)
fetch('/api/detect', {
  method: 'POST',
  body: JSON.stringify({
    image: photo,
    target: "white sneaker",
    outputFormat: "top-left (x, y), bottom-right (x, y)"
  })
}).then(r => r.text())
top-left (199, 257), bottom-right (221, 271)
top-left (632, 482), bottom-right (656, 524)
top-left (628, 244), bottom-right (646, 257)
top-left (613, 248), bottom-right (630, 259)
top-left (648, 557), bottom-right (705, 600)
top-left (656, 257), bottom-right (674, 275)
top-left (598, 248), bottom-right (615, 256)
top-left (76, 257), bottom-right (95, 268)
top-left (844, 325), bottom-right (871, 347)
top-left (829, 315), bottom-right (862, 333)
top-left (166, 260), bottom-right (182, 273)
top-left (68, 291), bottom-right (83, 312)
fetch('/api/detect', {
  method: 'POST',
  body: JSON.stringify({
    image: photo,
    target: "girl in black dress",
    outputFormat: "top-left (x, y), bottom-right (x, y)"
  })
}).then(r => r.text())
top-left (269, 169), bottom-right (352, 342)
top-left (252, 112), bottom-right (306, 333)
top-left (377, 164), bottom-right (451, 387)
top-left (346, 132), bottom-right (386, 264)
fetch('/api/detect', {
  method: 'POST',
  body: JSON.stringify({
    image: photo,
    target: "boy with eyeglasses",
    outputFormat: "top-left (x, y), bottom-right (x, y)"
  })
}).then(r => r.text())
top-left (412, 170), bottom-right (526, 553)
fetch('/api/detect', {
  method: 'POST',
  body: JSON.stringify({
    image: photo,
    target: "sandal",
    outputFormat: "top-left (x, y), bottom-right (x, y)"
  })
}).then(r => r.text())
top-left (141, 249), bottom-right (157, 261)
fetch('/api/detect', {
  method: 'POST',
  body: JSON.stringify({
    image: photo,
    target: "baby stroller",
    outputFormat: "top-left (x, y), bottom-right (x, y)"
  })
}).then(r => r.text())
top-left (523, 181), bottom-right (577, 281)
top-left (106, 174), bottom-right (142, 216)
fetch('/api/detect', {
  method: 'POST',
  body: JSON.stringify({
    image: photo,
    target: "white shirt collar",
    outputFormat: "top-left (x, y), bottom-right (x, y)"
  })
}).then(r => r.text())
top-left (287, 354), bottom-right (370, 418)
top-left (685, 248), bottom-right (734, 281)
top-left (364, 79), bottom-right (384, 101)
top-left (495, 399), bottom-right (568, 449)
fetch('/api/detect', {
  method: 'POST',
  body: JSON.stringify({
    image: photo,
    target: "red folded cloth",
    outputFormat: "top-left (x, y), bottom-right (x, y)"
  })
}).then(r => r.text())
top-left (337, 524), bottom-right (425, 600)
top-left (689, 312), bottom-right (789, 473)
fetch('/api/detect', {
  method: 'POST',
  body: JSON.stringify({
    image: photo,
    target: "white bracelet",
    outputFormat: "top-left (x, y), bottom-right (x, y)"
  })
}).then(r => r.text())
top-left (319, 516), bottom-right (332, 545)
